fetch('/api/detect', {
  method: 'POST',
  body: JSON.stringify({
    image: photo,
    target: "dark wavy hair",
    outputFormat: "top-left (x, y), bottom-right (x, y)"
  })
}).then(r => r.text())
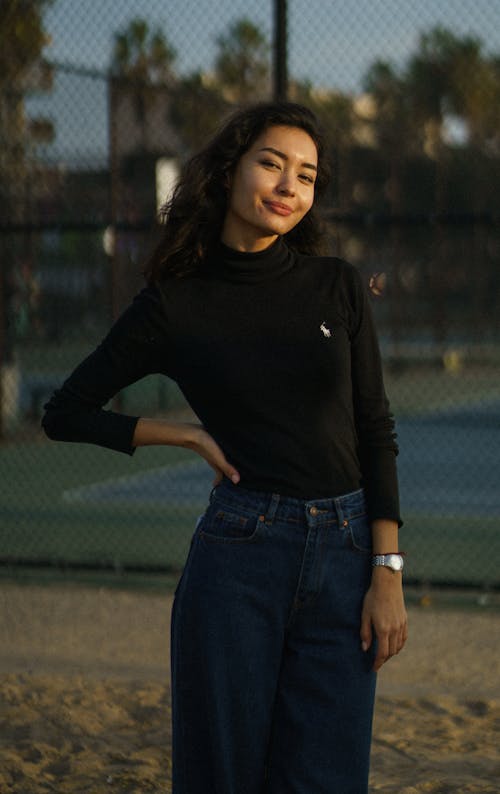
top-left (144, 101), bottom-right (331, 283)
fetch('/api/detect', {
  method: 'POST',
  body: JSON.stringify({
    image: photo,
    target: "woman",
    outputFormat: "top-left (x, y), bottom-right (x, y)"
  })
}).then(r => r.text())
top-left (43, 101), bottom-right (407, 793)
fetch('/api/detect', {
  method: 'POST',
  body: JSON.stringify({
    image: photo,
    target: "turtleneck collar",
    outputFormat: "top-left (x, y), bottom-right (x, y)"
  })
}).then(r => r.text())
top-left (209, 237), bottom-right (294, 284)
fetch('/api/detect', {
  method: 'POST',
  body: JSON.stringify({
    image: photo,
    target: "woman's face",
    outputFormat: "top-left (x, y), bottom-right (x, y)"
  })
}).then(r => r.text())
top-left (221, 125), bottom-right (318, 252)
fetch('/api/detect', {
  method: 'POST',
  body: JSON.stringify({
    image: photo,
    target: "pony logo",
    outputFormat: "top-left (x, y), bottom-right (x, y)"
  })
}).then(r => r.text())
top-left (320, 322), bottom-right (332, 338)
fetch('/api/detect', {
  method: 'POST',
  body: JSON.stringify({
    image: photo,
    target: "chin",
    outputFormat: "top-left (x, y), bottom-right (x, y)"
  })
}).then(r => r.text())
top-left (260, 220), bottom-right (296, 237)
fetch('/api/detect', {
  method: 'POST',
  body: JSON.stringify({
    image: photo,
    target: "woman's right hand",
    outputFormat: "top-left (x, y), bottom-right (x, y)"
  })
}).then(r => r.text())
top-left (133, 418), bottom-right (240, 486)
top-left (182, 423), bottom-right (240, 486)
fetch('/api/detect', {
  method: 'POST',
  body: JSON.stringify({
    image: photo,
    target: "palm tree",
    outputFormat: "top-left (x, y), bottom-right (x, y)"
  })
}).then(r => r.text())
top-left (111, 17), bottom-right (176, 150)
top-left (0, 0), bottom-right (54, 221)
top-left (290, 79), bottom-right (354, 210)
top-left (112, 18), bottom-right (176, 84)
top-left (404, 28), bottom-right (497, 344)
top-left (406, 27), bottom-right (499, 153)
top-left (169, 72), bottom-right (229, 154)
top-left (363, 60), bottom-right (420, 214)
top-left (0, 0), bottom-right (54, 436)
top-left (214, 18), bottom-right (270, 103)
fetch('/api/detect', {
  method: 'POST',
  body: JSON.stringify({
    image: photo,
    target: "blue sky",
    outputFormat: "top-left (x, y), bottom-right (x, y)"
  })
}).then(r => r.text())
top-left (28, 0), bottom-right (500, 164)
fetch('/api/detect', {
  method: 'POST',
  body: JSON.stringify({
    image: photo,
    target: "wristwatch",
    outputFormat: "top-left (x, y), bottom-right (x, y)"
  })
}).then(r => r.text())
top-left (372, 553), bottom-right (404, 572)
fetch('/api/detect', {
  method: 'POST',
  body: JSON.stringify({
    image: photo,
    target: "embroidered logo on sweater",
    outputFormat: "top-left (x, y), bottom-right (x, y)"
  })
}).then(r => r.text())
top-left (320, 322), bottom-right (332, 338)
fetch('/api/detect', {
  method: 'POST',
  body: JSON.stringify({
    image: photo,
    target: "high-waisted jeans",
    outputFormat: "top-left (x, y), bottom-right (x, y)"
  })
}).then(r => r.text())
top-left (171, 480), bottom-right (377, 794)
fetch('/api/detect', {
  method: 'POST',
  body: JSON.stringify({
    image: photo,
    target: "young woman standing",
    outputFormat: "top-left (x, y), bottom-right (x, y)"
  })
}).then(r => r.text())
top-left (43, 102), bottom-right (407, 794)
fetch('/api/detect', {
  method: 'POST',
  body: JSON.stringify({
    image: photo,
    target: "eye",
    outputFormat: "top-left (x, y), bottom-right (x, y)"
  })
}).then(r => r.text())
top-left (260, 159), bottom-right (281, 170)
top-left (299, 173), bottom-right (315, 184)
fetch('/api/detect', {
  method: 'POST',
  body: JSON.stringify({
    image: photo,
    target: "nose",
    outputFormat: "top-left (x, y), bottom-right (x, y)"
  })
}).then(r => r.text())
top-left (277, 172), bottom-right (295, 196)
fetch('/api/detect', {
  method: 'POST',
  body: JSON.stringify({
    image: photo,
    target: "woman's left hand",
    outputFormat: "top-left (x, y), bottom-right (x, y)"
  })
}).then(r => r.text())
top-left (360, 569), bottom-right (408, 671)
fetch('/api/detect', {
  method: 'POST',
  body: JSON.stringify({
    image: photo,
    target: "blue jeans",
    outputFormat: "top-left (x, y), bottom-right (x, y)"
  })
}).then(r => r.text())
top-left (171, 481), bottom-right (376, 794)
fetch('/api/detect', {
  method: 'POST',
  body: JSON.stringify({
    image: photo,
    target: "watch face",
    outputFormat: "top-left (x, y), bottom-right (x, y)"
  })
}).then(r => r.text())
top-left (387, 554), bottom-right (404, 571)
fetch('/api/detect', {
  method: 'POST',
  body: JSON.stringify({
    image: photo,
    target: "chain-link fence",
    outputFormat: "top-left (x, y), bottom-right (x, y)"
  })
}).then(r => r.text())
top-left (1, 0), bottom-right (499, 588)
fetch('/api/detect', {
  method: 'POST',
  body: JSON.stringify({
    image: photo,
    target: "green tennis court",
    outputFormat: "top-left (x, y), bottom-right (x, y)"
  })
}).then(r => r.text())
top-left (1, 368), bottom-right (499, 588)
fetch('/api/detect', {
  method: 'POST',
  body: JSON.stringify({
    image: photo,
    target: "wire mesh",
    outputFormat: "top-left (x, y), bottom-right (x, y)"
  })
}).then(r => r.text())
top-left (1, 0), bottom-right (499, 587)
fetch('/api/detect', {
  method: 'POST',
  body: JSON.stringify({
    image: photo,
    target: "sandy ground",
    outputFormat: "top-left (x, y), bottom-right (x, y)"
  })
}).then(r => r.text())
top-left (0, 582), bottom-right (499, 793)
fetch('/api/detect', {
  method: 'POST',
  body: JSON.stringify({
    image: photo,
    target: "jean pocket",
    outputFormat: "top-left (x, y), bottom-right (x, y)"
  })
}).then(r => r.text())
top-left (199, 506), bottom-right (261, 543)
top-left (348, 513), bottom-right (372, 553)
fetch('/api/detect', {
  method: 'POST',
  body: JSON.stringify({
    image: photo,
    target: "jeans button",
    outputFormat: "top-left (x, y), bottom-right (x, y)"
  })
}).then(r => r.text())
top-left (309, 506), bottom-right (319, 516)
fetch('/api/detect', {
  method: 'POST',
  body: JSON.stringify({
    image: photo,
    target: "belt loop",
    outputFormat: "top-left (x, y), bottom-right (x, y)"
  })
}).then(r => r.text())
top-left (264, 493), bottom-right (280, 524)
top-left (334, 495), bottom-right (345, 527)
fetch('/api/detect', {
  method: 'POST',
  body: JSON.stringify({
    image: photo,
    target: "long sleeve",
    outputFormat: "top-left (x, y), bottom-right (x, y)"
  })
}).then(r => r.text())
top-left (347, 268), bottom-right (401, 525)
top-left (42, 285), bottom-right (168, 455)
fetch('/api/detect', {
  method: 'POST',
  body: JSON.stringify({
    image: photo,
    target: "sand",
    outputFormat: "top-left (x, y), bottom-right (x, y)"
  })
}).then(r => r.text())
top-left (0, 582), bottom-right (499, 793)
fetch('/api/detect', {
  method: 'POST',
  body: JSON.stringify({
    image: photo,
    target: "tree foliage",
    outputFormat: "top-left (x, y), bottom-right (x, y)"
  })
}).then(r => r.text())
top-left (354, 25), bottom-right (500, 214)
top-left (104, 15), bottom-right (500, 214)
top-left (110, 17), bottom-right (178, 150)
top-left (169, 72), bottom-right (230, 153)
top-left (111, 17), bottom-right (176, 85)
top-left (0, 0), bottom-right (54, 222)
top-left (214, 18), bottom-right (270, 103)
top-left (366, 26), bottom-right (500, 157)
top-left (0, 0), bottom-right (52, 87)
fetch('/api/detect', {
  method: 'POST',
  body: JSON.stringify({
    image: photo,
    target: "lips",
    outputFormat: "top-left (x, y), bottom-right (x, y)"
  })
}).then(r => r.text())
top-left (263, 200), bottom-right (293, 216)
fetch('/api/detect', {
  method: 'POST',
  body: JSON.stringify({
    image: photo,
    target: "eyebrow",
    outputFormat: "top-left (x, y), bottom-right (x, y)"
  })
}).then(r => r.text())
top-left (258, 146), bottom-right (317, 172)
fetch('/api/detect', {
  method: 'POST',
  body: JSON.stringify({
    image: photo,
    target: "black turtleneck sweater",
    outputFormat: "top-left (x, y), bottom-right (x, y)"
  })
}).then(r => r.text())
top-left (42, 238), bottom-right (401, 525)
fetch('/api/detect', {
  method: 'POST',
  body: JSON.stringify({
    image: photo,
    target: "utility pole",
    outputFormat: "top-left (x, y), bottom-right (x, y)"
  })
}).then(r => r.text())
top-left (273, 0), bottom-right (288, 101)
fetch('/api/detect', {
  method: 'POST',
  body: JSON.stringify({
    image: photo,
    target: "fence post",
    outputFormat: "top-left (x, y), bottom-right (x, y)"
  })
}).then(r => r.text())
top-left (0, 262), bottom-right (5, 440)
top-left (108, 74), bottom-right (123, 411)
top-left (273, 0), bottom-right (288, 101)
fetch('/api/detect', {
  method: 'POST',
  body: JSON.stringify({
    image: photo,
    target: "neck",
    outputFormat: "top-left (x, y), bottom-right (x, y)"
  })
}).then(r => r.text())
top-left (220, 226), bottom-right (279, 253)
top-left (209, 237), bottom-right (294, 284)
